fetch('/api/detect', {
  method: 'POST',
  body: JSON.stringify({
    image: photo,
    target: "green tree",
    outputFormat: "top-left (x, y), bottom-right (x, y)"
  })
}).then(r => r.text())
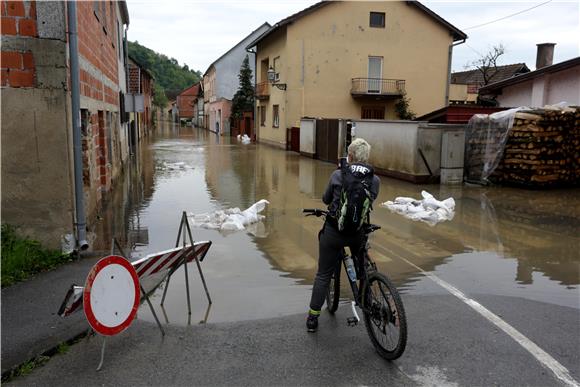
top-left (153, 83), bottom-right (168, 108)
top-left (127, 40), bottom-right (201, 102)
top-left (231, 55), bottom-right (254, 121)
top-left (395, 92), bottom-right (416, 120)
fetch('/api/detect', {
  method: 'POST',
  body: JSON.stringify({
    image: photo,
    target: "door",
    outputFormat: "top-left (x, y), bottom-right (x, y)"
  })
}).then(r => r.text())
top-left (368, 56), bottom-right (383, 93)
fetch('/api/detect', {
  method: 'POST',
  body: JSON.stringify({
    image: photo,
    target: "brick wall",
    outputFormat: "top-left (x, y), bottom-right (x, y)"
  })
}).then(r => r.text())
top-left (1, 1), bottom-right (37, 88)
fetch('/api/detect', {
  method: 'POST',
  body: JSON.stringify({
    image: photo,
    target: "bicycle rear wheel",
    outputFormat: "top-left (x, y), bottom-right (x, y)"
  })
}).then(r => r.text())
top-left (362, 272), bottom-right (407, 360)
top-left (326, 263), bottom-right (341, 313)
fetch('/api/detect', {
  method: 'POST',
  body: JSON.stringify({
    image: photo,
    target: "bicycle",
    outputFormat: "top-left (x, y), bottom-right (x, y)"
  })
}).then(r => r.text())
top-left (303, 208), bottom-right (407, 360)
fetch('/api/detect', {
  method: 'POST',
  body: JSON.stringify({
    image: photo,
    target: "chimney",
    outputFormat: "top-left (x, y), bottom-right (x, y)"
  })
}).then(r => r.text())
top-left (536, 43), bottom-right (556, 69)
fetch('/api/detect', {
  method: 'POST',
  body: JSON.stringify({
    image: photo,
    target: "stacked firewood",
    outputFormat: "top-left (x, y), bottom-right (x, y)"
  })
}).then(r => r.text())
top-left (490, 107), bottom-right (580, 187)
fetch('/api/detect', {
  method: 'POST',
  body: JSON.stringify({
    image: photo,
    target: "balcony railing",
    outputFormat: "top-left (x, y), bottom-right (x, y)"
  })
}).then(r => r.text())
top-left (351, 78), bottom-right (405, 98)
top-left (255, 81), bottom-right (270, 99)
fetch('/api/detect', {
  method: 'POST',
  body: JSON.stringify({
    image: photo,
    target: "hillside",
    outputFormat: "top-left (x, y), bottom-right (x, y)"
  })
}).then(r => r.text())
top-left (128, 41), bottom-right (201, 106)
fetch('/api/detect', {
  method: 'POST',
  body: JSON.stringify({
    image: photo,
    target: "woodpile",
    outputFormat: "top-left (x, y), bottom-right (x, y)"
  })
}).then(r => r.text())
top-left (466, 107), bottom-right (580, 187)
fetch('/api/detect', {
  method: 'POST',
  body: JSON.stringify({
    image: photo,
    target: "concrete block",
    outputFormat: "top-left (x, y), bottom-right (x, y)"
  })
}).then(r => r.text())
top-left (36, 1), bottom-right (66, 41)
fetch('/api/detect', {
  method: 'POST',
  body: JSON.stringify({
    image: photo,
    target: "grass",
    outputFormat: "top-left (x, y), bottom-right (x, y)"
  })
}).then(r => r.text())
top-left (1, 224), bottom-right (74, 288)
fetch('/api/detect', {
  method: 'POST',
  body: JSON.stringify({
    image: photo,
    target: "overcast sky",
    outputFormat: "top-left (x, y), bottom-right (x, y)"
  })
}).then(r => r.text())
top-left (127, 0), bottom-right (579, 74)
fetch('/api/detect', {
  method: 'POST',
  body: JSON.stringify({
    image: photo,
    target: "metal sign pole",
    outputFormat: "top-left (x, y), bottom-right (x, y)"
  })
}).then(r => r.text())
top-left (181, 212), bottom-right (192, 315)
top-left (184, 213), bottom-right (212, 304)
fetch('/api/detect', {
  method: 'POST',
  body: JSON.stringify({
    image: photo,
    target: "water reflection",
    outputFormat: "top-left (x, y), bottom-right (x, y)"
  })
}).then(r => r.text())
top-left (93, 122), bottom-right (580, 326)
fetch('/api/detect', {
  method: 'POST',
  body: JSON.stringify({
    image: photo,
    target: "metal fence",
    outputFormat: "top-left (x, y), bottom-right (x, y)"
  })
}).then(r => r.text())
top-left (351, 78), bottom-right (405, 95)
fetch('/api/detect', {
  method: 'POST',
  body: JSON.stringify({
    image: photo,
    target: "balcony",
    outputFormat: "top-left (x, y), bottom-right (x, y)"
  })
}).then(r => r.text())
top-left (351, 78), bottom-right (405, 100)
top-left (255, 81), bottom-right (270, 100)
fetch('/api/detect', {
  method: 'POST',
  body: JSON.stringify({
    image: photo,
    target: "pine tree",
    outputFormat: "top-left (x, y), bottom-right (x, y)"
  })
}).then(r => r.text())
top-left (231, 55), bottom-right (254, 121)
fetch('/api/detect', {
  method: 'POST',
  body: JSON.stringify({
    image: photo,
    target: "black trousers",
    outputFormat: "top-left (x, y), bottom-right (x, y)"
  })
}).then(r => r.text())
top-left (309, 221), bottom-right (364, 312)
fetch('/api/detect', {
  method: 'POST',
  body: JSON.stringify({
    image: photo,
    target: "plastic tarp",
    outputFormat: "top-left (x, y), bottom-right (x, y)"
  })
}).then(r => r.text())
top-left (381, 191), bottom-right (455, 226)
top-left (188, 199), bottom-right (269, 231)
top-left (464, 107), bottom-right (524, 183)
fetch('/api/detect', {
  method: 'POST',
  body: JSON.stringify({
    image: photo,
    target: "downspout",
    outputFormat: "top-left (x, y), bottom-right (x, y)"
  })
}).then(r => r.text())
top-left (445, 38), bottom-right (466, 106)
top-left (246, 46), bottom-right (258, 141)
top-left (67, 1), bottom-right (88, 250)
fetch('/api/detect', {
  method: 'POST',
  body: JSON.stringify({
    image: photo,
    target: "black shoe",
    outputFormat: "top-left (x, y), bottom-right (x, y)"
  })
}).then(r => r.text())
top-left (306, 314), bottom-right (319, 333)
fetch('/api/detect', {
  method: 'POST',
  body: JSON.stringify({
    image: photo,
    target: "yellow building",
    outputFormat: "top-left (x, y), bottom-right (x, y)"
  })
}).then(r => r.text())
top-left (246, 1), bottom-right (466, 148)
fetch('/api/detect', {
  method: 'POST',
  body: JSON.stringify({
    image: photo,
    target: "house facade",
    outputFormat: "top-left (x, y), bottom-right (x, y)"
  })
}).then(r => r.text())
top-left (247, 1), bottom-right (466, 148)
top-left (1, 1), bottom-right (130, 249)
top-left (128, 56), bottom-right (154, 144)
top-left (449, 63), bottom-right (530, 105)
top-left (479, 57), bottom-right (580, 108)
top-left (202, 22), bottom-right (270, 135)
top-left (176, 82), bottom-right (200, 123)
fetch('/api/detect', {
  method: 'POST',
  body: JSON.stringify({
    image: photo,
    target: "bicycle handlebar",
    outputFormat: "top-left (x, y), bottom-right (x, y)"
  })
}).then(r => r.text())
top-left (303, 208), bottom-right (328, 217)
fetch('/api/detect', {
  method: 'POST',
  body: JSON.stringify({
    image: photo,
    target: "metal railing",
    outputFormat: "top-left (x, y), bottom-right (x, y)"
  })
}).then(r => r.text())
top-left (255, 81), bottom-right (269, 98)
top-left (351, 78), bottom-right (405, 96)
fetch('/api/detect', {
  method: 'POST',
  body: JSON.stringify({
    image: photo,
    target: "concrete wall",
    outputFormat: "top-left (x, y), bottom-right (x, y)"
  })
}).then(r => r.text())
top-left (256, 1), bottom-right (455, 147)
top-left (1, 0), bottom-right (129, 248)
top-left (351, 120), bottom-right (463, 182)
top-left (1, 1), bottom-right (75, 248)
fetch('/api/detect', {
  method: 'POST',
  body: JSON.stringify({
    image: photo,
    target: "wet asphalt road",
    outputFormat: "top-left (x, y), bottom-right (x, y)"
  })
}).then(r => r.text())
top-left (7, 292), bottom-right (579, 386)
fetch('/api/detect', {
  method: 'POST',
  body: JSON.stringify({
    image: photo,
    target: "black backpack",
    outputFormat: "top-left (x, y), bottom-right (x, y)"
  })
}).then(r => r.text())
top-left (337, 163), bottom-right (374, 233)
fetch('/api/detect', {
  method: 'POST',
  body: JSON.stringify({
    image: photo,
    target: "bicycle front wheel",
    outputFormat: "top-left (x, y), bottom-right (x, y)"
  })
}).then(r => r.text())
top-left (362, 272), bottom-right (407, 360)
top-left (326, 263), bottom-right (341, 313)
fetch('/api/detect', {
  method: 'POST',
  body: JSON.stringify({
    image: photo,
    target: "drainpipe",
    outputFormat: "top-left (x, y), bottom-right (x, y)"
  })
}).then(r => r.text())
top-left (67, 1), bottom-right (88, 251)
top-left (445, 38), bottom-right (466, 106)
top-left (246, 46), bottom-right (258, 141)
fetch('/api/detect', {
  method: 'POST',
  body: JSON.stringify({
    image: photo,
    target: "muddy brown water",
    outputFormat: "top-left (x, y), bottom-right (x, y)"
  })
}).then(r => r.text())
top-left (91, 123), bottom-right (580, 326)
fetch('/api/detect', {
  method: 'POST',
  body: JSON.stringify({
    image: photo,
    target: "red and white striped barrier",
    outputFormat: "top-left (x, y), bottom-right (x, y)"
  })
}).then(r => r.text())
top-left (58, 241), bottom-right (212, 317)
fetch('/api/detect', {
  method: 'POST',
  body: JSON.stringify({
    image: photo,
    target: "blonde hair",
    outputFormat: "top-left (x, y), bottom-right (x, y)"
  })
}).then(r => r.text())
top-left (348, 138), bottom-right (371, 163)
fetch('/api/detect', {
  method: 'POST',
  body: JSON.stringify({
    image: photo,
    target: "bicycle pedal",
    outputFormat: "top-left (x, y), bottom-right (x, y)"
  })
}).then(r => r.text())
top-left (347, 317), bottom-right (359, 326)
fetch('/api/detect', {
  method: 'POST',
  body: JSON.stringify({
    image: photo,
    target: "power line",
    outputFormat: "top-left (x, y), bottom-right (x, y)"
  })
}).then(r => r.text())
top-left (462, 0), bottom-right (553, 31)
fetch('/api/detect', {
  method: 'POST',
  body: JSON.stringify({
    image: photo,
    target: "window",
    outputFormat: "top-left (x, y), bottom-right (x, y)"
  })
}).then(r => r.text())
top-left (260, 106), bottom-right (266, 126)
top-left (81, 109), bottom-right (90, 135)
top-left (273, 57), bottom-right (280, 82)
top-left (361, 106), bottom-right (385, 120)
top-left (370, 12), bottom-right (385, 28)
top-left (273, 105), bottom-right (279, 128)
top-left (368, 56), bottom-right (383, 93)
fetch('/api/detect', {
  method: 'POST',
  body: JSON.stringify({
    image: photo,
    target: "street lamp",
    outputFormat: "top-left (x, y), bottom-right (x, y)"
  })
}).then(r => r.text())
top-left (267, 66), bottom-right (286, 90)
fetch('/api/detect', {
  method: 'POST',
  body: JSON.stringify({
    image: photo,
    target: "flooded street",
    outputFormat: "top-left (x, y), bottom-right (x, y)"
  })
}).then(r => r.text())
top-left (92, 121), bottom-right (580, 326)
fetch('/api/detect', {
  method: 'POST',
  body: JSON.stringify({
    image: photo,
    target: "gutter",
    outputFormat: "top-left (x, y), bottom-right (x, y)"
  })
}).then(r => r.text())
top-left (445, 38), bottom-right (466, 106)
top-left (66, 2), bottom-right (88, 251)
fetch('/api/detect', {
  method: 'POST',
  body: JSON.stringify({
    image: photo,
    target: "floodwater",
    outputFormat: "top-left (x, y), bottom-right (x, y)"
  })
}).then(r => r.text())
top-left (92, 121), bottom-right (580, 326)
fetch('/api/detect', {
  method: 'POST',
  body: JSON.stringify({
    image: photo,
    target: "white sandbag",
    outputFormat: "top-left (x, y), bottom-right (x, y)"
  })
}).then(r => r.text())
top-left (380, 191), bottom-right (455, 226)
top-left (188, 199), bottom-right (269, 232)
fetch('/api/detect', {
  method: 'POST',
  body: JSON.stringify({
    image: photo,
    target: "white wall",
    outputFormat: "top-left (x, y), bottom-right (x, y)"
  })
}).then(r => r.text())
top-left (497, 64), bottom-right (580, 108)
top-left (546, 66), bottom-right (580, 105)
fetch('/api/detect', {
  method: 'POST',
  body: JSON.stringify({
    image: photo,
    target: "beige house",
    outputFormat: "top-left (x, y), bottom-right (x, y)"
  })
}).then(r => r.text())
top-left (246, 1), bottom-right (466, 148)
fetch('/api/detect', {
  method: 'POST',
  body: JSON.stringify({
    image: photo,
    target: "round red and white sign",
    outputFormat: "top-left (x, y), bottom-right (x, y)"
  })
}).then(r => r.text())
top-left (83, 255), bottom-right (140, 336)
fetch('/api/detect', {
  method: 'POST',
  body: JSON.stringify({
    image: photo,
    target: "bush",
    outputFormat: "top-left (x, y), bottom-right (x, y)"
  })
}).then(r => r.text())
top-left (1, 225), bottom-right (73, 287)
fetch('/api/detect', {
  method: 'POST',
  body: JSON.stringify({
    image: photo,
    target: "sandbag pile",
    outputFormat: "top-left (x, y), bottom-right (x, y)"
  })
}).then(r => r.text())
top-left (381, 191), bottom-right (455, 226)
top-left (188, 199), bottom-right (269, 231)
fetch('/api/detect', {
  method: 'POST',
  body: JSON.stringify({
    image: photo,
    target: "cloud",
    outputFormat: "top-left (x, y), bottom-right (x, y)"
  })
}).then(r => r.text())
top-left (127, 0), bottom-right (579, 73)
